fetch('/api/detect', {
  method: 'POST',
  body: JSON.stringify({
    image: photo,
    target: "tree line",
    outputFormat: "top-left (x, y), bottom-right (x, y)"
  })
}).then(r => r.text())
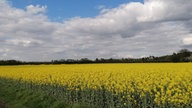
top-left (0, 49), bottom-right (192, 65)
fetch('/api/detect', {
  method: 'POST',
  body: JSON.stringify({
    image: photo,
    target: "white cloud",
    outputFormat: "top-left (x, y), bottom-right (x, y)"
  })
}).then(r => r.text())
top-left (26, 5), bottom-right (47, 14)
top-left (0, 0), bottom-right (192, 61)
top-left (183, 37), bottom-right (192, 46)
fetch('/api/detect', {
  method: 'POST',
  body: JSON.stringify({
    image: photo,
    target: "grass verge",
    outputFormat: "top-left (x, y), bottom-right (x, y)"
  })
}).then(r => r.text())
top-left (0, 78), bottom-right (92, 108)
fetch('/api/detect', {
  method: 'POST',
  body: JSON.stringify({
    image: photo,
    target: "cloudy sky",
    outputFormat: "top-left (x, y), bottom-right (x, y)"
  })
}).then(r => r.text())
top-left (0, 0), bottom-right (192, 61)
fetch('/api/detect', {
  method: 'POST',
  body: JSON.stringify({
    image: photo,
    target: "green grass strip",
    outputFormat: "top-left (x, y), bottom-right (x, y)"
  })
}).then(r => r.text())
top-left (0, 78), bottom-right (91, 108)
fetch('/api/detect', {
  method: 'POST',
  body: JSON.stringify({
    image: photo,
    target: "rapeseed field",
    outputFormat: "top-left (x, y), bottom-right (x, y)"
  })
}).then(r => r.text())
top-left (0, 63), bottom-right (191, 108)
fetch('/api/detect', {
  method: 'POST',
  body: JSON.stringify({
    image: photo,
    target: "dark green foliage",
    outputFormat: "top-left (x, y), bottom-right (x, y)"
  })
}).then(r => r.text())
top-left (0, 49), bottom-right (192, 65)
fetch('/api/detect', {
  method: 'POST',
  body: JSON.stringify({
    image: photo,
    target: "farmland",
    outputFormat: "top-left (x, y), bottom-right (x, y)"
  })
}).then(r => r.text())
top-left (0, 63), bottom-right (192, 108)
